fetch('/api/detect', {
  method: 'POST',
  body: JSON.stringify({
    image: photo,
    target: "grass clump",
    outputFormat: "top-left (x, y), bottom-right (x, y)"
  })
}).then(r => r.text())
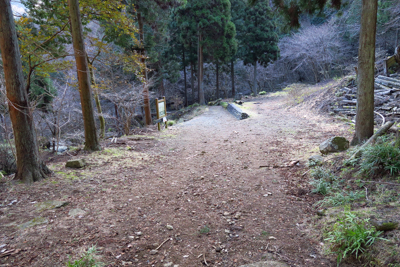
top-left (310, 179), bottom-right (331, 195)
top-left (220, 102), bottom-right (228, 108)
top-left (319, 191), bottom-right (365, 207)
top-left (359, 143), bottom-right (400, 176)
top-left (325, 209), bottom-right (384, 265)
top-left (259, 91), bottom-right (267, 95)
top-left (199, 225), bottom-right (210, 235)
top-left (167, 120), bottom-right (176, 126)
top-left (66, 246), bottom-right (104, 267)
top-left (309, 167), bottom-right (339, 195)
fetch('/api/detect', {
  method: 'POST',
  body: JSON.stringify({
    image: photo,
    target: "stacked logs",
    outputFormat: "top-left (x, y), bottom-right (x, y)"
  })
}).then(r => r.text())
top-left (332, 74), bottom-right (400, 121)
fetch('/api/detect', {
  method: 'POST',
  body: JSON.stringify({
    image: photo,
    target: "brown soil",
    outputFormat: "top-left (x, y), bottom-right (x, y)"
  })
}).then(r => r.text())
top-left (0, 95), bottom-right (352, 267)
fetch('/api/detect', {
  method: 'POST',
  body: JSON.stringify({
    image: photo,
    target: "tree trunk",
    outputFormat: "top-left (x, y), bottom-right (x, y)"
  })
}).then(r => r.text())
top-left (137, 11), bottom-right (152, 126)
top-left (231, 59), bottom-right (235, 98)
top-left (198, 32), bottom-right (205, 105)
top-left (191, 62), bottom-right (195, 104)
top-left (183, 48), bottom-right (188, 107)
top-left (352, 0), bottom-right (378, 145)
top-left (69, 0), bottom-right (100, 151)
top-left (87, 58), bottom-right (105, 139)
top-left (253, 60), bottom-right (258, 95)
top-left (0, 0), bottom-right (51, 183)
top-left (216, 62), bottom-right (219, 99)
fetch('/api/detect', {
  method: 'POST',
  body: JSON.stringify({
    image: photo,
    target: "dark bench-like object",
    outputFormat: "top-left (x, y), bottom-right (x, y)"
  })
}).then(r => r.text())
top-left (227, 103), bottom-right (249, 120)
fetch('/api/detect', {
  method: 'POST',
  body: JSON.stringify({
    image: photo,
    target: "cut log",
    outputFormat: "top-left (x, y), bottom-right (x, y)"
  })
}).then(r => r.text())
top-left (227, 103), bottom-right (249, 120)
top-left (375, 83), bottom-right (391, 90)
top-left (349, 121), bottom-right (395, 160)
top-left (375, 78), bottom-right (400, 88)
top-left (340, 100), bottom-right (357, 105)
top-left (377, 75), bottom-right (400, 83)
top-left (341, 87), bottom-right (352, 92)
top-left (374, 89), bottom-right (392, 96)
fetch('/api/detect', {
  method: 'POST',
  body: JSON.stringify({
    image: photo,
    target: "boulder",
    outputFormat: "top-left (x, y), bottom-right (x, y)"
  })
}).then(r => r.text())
top-left (319, 137), bottom-right (349, 154)
top-left (66, 159), bottom-right (86, 168)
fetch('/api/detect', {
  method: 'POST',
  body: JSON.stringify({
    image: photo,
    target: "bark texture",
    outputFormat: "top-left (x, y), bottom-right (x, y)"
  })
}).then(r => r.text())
top-left (137, 11), bottom-right (152, 126)
top-left (191, 63), bottom-right (195, 104)
top-left (183, 48), bottom-right (188, 106)
top-left (198, 32), bottom-right (205, 105)
top-left (0, 0), bottom-right (51, 183)
top-left (253, 61), bottom-right (258, 95)
top-left (87, 59), bottom-right (105, 139)
top-left (69, 0), bottom-right (100, 150)
top-left (231, 60), bottom-right (235, 98)
top-left (216, 63), bottom-right (220, 99)
top-left (352, 0), bottom-right (378, 145)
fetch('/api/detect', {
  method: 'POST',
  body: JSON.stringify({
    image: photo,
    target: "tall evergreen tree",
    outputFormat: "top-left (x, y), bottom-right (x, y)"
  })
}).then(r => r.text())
top-left (352, 0), bottom-right (378, 145)
top-left (176, 0), bottom-right (234, 105)
top-left (208, 11), bottom-right (237, 99)
top-left (231, 0), bottom-right (247, 97)
top-left (69, 0), bottom-right (101, 151)
top-left (242, 0), bottom-right (279, 95)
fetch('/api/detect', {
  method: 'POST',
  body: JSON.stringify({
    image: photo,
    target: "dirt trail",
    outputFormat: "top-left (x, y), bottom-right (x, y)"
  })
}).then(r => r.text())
top-left (0, 96), bottom-right (351, 267)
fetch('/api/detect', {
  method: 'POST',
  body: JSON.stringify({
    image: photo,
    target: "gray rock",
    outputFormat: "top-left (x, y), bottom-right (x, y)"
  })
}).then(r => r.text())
top-left (370, 219), bottom-right (399, 231)
top-left (57, 146), bottom-right (68, 153)
top-left (308, 155), bottom-right (324, 167)
top-left (319, 137), bottom-right (349, 154)
top-left (149, 250), bottom-right (158, 255)
top-left (66, 159), bottom-right (86, 168)
top-left (68, 208), bottom-right (86, 217)
top-left (36, 200), bottom-right (69, 211)
top-left (239, 261), bottom-right (289, 267)
top-left (166, 224), bottom-right (174, 230)
top-left (18, 217), bottom-right (48, 230)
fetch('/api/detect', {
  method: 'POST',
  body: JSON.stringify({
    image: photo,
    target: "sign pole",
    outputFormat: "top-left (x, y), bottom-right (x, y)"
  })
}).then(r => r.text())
top-left (156, 98), bottom-right (161, 131)
top-left (163, 96), bottom-right (168, 129)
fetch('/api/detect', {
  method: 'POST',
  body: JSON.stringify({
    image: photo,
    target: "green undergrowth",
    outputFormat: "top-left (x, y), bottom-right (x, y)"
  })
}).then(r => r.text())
top-left (325, 208), bottom-right (384, 266)
top-left (309, 134), bottom-right (400, 265)
top-left (66, 246), bottom-right (104, 267)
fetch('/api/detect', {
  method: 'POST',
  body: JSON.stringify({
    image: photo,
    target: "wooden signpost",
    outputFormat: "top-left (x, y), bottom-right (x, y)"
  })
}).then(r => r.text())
top-left (156, 97), bottom-right (168, 131)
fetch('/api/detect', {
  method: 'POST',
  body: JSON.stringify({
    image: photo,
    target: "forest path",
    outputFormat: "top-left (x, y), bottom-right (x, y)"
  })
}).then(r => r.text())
top-left (150, 96), bottom-right (350, 266)
top-left (0, 95), bottom-right (351, 267)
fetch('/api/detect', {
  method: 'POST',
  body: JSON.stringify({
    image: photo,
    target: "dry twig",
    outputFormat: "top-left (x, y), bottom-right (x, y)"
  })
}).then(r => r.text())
top-left (155, 237), bottom-right (172, 251)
